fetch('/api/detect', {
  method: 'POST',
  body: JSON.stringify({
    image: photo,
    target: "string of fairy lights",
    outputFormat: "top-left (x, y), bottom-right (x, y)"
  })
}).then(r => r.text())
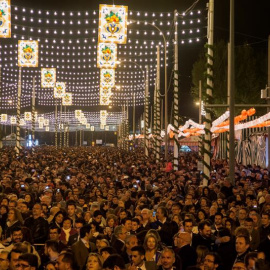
top-left (0, 2), bottom-right (205, 128)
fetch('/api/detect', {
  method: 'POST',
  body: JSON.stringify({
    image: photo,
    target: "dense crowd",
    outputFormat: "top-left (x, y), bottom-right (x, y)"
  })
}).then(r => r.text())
top-left (0, 146), bottom-right (270, 270)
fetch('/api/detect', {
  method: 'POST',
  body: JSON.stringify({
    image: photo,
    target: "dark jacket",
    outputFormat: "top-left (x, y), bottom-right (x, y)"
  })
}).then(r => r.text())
top-left (24, 216), bottom-right (49, 244)
top-left (178, 244), bottom-right (197, 270)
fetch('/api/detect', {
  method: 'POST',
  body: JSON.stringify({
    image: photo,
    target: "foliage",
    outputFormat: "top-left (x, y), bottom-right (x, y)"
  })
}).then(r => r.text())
top-left (191, 40), bottom-right (267, 117)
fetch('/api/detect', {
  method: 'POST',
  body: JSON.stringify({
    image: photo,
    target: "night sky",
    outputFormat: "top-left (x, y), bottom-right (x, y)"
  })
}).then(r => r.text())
top-left (10, 0), bottom-right (270, 122)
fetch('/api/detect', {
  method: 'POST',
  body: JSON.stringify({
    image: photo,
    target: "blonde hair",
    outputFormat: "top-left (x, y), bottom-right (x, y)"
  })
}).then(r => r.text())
top-left (87, 253), bottom-right (103, 269)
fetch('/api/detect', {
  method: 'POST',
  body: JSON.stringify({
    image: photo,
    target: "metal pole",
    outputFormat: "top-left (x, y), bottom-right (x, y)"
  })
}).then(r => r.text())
top-left (145, 65), bottom-right (149, 156)
top-left (63, 106), bottom-right (66, 147)
top-left (31, 77), bottom-right (36, 152)
top-left (80, 126), bottom-right (82, 147)
top-left (156, 45), bottom-right (161, 162)
top-left (229, 0), bottom-right (235, 184)
top-left (59, 100), bottom-right (62, 148)
top-left (133, 91), bottom-right (135, 148)
top-left (199, 80), bottom-right (202, 155)
top-left (15, 67), bottom-right (22, 156)
top-left (227, 43), bottom-right (231, 160)
top-left (203, 0), bottom-right (214, 185)
top-left (75, 129), bottom-right (77, 147)
top-left (266, 35), bottom-right (270, 170)
top-left (55, 99), bottom-right (58, 149)
top-left (67, 109), bottom-right (69, 147)
top-left (173, 9), bottom-right (179, 170)
top-left (164, 31), bottom-right (168, 161)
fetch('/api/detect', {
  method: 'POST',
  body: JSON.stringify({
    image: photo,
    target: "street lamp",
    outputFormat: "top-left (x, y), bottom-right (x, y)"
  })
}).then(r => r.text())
top-left (128, 20), bottom-right (168, 160)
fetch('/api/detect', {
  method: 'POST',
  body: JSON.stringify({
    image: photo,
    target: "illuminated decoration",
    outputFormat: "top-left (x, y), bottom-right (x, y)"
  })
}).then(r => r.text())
top-left (86, 124), bottom-right (90, 129)
top-left (38, 117), bottom-right (44, 123)
top-left (41, 68), bottom-right (57, 88)
top-left (75, 110), bottom-right (82, 119)
top-left (39, 122), bottom-right (43, 128)
top-left (100, 124), bottom-right (105, 129)
top-left (90, 126), bottom-right (95, 131)
top-left (1, 114), bottom-right (7, 122)
top-left (100, 94), bottom-right (112, 105)
top-left (105, 125), bottom-right (109, 131)
top-left (0, 0), bottom-right (11, 38)
top-left (10, 116), bottom-right (16, 124)
top-left (45, 126), bottom-right (49, 131)
top-left (100, 110), bottom-right (107, 125)
top-left (18, 40), bottom-right (39, 67)
top-left (62, 92), bottom-right (72, 106)
top-left (54, 82), bottom-right (66, 98)
top-left (201, 101), bottom-right (206, 116)
top-left (19, 119), bottom-right (25, 126)
top-left (100, 69), bottom-right (115, 87)
top-left (99, 4), bottom-right (128, 44)
top-left (97, 43), bottom-right (117, 68)
top-left (24, 112), bottom-right (32, 121)
top-left (44, 119), bottom-right (49, 126)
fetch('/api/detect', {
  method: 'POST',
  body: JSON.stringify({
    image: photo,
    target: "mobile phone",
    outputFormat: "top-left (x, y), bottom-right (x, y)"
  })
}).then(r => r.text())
top-left (21, 184), bottom-right (25, 188)
top-left (153, 211), bottom-right (156, 217)
top-left (136, 180), bottom-right (140, 184)
top-left (45, 186), bottom-right (49, 189)
top-left (133, 184), bottom-right (137, 188)
top-left (31, 169), bottom-right (35, 172)
top-left (57, 189), bottom-right (60, 192)
top-left (66, 176), bottom-right (70, 180)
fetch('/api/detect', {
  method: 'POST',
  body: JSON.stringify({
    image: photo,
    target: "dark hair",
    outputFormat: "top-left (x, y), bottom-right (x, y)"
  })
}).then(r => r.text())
top-left (236, 234), bottom-right (250, 245)
top-left (80, 224), bottom-right (91, 238)
top-left (100, 246), bottom-right (116, 255)
top-left (49, 226), bottom-right (61, 234)
top-left (93, 210), bottom-right (103, 218)
top-left (131, 246), bottom-right (145, 256)
top-left (19, 253), bottom-right (38, 268)
top-left (183, 218), bottom-right (193, 226)
top-left (75, 218), bottom-right (86, 225)
top-left (8, 249), bottom-right (23, 261)
top-left (121, 217), bottom-right (132, 225)
top-left (103, 254), bottom-right (126, 270)
top-left (11, 226), bottom-right (22, 234)
top-left (205, 252), bottom-right (221, 265)
top-left (157, 206), bottom-right (167, 218)
top-left (63, 217), bottom-right (73, 227)
top-left (198, 220), bottom-right (211, 231)
top-left (131, 218), bottom-right (140, 225)
top-left (45, 240), bottom-right (59, 253)
top-left (59, 252), bottom-right (75, 269)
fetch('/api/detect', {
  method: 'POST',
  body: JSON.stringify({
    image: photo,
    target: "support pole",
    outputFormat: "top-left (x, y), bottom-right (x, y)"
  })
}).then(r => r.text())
top-left (80, 126), bottom-right (82, 147)
top-left (31, 77), bottom-right (36, 152)
top-left (229, 0), bottom-right (235, 184)
top-left (203, 0), bottom-right (214, 185)
top-left (156, 46), bottom-right (161, 162)
top-left (15, 67), bottom-right (22, 156)
top-left (63, 106), bottom-right (66, 147)
top-left (55, 99), bottom-right (58, 149)
top-left (133, 91), bottom-right (136, 148)
top-left (59, 100), bottom-right (62, 148)
top-left (144, 65), bottom-right (149, 156)
top-left (173, 9), bottom-right (179, 170)
top-left (199, 80), bottom-right (203, 156)
top-left (267, 35), bottom-right (270, 170)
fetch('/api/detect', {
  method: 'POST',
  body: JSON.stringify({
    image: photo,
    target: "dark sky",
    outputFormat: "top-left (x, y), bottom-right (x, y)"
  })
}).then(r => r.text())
top-left (11, 0), bottom-right (270, 122)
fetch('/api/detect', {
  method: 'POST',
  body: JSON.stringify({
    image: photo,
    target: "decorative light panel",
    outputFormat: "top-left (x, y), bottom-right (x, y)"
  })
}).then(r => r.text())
top-left (98, 4), bottom-right (128, 44)
top-left (62, 92), bottom-right (72, 105)
top-left (54, 81), bottom-right (66, 98)
top-left (18, 40), bottom-right (39, 67)
top-left (24, 111), bottom-right (31, 121)
top-left (97, 43), bottom-right (117, 68)
top-left (0, 0), bottom-right (11, 38)
top-left (41, 68), bottom-right (56, 88)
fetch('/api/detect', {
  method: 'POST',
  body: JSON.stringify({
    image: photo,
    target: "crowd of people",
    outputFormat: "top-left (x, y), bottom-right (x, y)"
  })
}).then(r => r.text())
top-left (0, 145), bottom-right (270, 270)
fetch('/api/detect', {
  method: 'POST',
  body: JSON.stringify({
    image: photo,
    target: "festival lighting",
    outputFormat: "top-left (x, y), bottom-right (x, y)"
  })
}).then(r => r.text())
top-left (62, 92), bottom-right (72, 105)
top-left (24, 111), bottom-right (31, 121)
top-left (97, 43), bottom-right (118, 68)
top-left (54, 81), bottom-right (66, 98)
top-left (41, 68), bottom-right (57, 88)
top-left (0, 0), bottom-right (11, 38)
top-left (18, 40), bottom-right (39, 67)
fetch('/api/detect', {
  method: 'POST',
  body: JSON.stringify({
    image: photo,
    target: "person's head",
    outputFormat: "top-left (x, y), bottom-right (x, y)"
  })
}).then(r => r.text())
top-left (114, 225), bottom-right (127, 241)
top-left (62, 217), bottom-right (73, 230)
top-left (159, 248), bottom-right (175, 270)
top-left (55, 252), bottom-right (74, 270)
top-left (183, 219), bottom-right (193, 233)
top-left (178, 232), bottom-right (192, 248)
top-left (32, 203), bottom-right (42, 219)
top-left (141, 208), bottom-right (151, 222)
top-left (143, 233), bottom-right (158, 251)
top-left (203, 252), bottom-right (221, 270)
top-left (102, 254), bottom-right (126, 270)
top-left (232, 261), bottom-right (247, 270)
top-left (67, 203), bottom-right (76, 218)
top-left (100, 247), bottom-right (116, 262)
top-left (49, 226), bottom-right (61, 241)
top-left (238, 208), bottom-right (248, 221)
top-left (11, 227), bottom-right (23, 243)
top-left (235, 235), bottom-right (250, 255)
top-left (8, 249), bottom-right (22, 270)
top-left (20, 202), bottom-right (29, 214)
top-left (131, 218), bottom-right (140, 231)
top-left (45, 262), bottom-right (56, 270)
top-left (198, 220), bottom-right (212, 238)
top-left (53, 211), bottom-right (65, 225)
top-left (214, 213), bottom-right (223, 226)
top-left (196, 245), bottom-right (209, 264)
top-left (0, 251), bottom-right (9, 270)
top-left (96, 238), bottom-right (110, 253)
top-left (156, 207), bottom-right (167, 221)
top-left (16, 253), bottom-right (38, 270)
top-left (261, 212), bottom-right (270, 227)
top-left (121, 217), bottom-right (132, 232)
top-left (45, 240), bottom-right (59, 257)
top-left (92, 210), bottom-right (103, 225)
top-left (125, 235), bottom-right (138, 252)
top-left (80, 224), bottom-right (92, 240)
top-left (86, 253), bottom-right (103, 270)
top-left (130, 246), bottom-right (145, 267)
top-left (74, 218), bottom-right (85, 234)
top-left (244, 252), bottom-right (258, 270)
top-left (244, 218), bottom-right (254, 233)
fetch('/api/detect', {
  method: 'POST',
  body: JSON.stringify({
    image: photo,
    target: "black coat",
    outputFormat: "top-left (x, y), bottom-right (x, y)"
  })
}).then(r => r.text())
top-left (177, 244), bottom-right (197, 270)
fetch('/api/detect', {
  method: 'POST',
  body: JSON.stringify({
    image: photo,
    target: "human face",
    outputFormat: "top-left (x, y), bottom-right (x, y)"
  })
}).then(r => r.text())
top-left (119, 211), bottom-right (127, 220)
top-left (160, 251), bottom-right (175, 270)
top-left (126, 237), bottom-right (138, 250)
top-left (55, 214), bottom-right (64, 225)
top-left (8, 210), bottom-right (16, 222)
top-left (49, 229), bottom-right (59, 241)
top-left (94, 215), bottom-right (102, 224)
top-left (214, 215), bottom-right (222, 226)
top-left (203, 255), bottom-right (217, 270)
top-left (236, 237), bottom-right (249, 254)
top-left (20, 204), bottom-right (28, 214)
top-left (225, 221), bottom-right (232, 231)
top-left (184, 222), bottom-right (193, 233)
top-left (261, 214), bottom-right (270, 227)
top-left (32, 204), bottom-right (42, 218)
top-left (0, 252), bottom-right (9, 270)
top-left (101, 251), bottom-right (110, 262)
top-left (15, 260), bottom-right (31, 270)
top-left (87, 256), bottom-right (101, 270)
top-left (107, 218), bottom-right (115, 228)
top-left (244, 221), bottom-right (253, 233)
top-left (45, 263), bottom-right (56, 270)
top-left (124, 220), bottom-right (132, 232)
top-left (10, 252), bottom-right (22, 270)
top-left (146, 236), bottom-right (156, 251)
top-left (232, 262), bottom-right (247, 270)
top-left (171, 206), bottom-right (180, 215)
top-left (67, 205), bottom-right (76, 217)
top-left (141, 210), bottom-right (150, 221)
top-left (200, 225), bottom-right (211, 238)
top-left (131, 251), bottom-right (144, 267)
top-left (55, 254), bottom-right (67, 270)
top-left (75, 223), bottom-right (84, 233)
top-left (132, 221), bottom-right (139, 231)
top-left (156, 208), bottom-right (164, 220)
top-left (118, 228), bottom-right (127, 241)
top-left (238, 210), bottom-right (247, 220)
top-left (12, 230), bottom-right (23, 243)
top-left (63, 219), bottom-right (72, 230)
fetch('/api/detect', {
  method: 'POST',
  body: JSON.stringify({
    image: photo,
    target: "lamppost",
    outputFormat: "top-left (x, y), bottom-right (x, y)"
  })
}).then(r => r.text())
top-left (128, 20), bottom-right (168, 160)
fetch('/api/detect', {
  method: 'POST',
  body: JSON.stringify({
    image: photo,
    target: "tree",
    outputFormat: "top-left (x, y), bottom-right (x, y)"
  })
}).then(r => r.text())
top-left (191, 40), bottom-right (267, 117)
